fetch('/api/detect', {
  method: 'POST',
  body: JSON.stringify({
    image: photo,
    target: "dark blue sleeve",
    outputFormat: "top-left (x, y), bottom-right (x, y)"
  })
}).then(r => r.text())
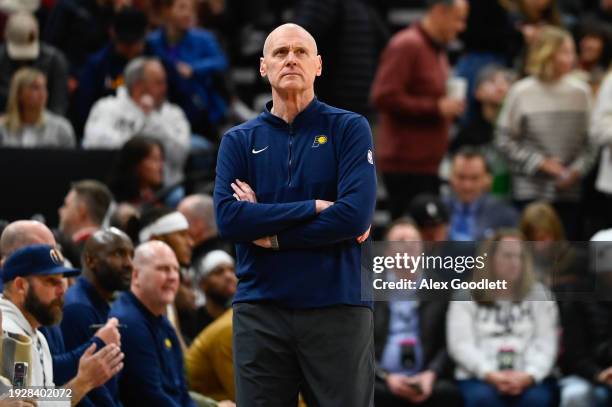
top-left (41, 324), bottom-right (104, 386)
top-left (190, 32), bottom-right (228, 76)
top-left (60, 305), bottom-right (121, 407)
top-left (214, 132), bottom-right (317, 242)
top-left (276, 116), bottom-right (377, 248)
top-left (117, 317), bottom-right (193, 407)
top-left (60, 304), bottom-right (99, 352)
top-left (82, 379), bottom-right (121, 407)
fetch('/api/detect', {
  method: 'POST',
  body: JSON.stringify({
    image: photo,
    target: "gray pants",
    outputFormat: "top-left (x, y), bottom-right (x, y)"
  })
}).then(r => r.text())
top-left (233, 303), bottom-right (374, 407)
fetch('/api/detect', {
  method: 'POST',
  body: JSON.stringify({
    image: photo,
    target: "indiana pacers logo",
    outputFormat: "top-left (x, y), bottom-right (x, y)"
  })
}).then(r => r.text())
top-left (312, 135), bottom-right (328, 148)
top-left (49, 248), bottom-right (64, 265)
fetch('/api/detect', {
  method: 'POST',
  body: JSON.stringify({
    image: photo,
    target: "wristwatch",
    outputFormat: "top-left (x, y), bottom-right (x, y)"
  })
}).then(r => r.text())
top-left (270, 235), bottom-right (279, 250)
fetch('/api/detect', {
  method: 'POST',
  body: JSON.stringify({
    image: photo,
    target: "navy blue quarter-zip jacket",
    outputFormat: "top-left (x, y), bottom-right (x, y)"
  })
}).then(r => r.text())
top-left (214, 98), bottom-right (377, 308)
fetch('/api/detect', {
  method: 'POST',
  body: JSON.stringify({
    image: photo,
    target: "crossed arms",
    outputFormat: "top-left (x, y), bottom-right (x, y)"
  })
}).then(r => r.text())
top-left (214, 116), bottom-right (377, 249)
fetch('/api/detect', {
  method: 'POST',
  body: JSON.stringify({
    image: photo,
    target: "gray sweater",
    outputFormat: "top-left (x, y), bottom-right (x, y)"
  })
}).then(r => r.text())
top-left (495, 76), bottom-right (593, 202)
top-left (0, 110), bottom-right (76, 148)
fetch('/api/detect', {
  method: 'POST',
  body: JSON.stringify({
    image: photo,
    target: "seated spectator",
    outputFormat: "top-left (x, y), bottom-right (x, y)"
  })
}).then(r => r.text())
top-left (451, 65), bottom-right (515, 153)
top-left (444, 147), bottom-right (519, 241)
top-left (0, 244), bottom-right (124, 405)
top-left (56, 180), bottom-right (114, 267)
top-left (0, 219), bottom-right (55, 265)
top-left (374, 218), bottom-right (463, 407)
top-left (83, 57), bottom-right (191, 186)
top-left (108, 202), bottom-right (140, 242)
top-left (519, 201), bottom-right (590, 291)
top-left (178, 194), bottom-right (232, 265)
top-left (138, 207), bottom-right (193, 267)
top-left (109, 240), bottom-right (196, 407)
top-left (408, 194), bottom-right (449, 242)
top-left (74, 6), bottom-right (148, 133)
top-left (0, 12), bottom-right (68, 115)
top-left (453, 0), bottom-right (519, 124)
top-left (138, 207), bottom-right (195, 344)
top-left (188, 250), bottom-right (236, 341)
top-left (59, 228), bottom-right (133, 407)
top-left (186, 308), bottom-right (235, 403)
top-left (108, 136), bottom-right (166, 208)
top-left (447, 229), bottom-right (559, 407)
top-left (0, 67), bottom-right (74, 147)
top-left (147, 0), bottom-right (228, 137)
top-left (570, 25), bottom-right (611, 94)
top-left (0, 218), bottom-right (125, 406)
top-left (495, 26), bottom-right (593, 240)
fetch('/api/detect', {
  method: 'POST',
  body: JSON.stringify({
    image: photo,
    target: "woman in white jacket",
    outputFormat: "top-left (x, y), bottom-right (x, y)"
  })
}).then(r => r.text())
top-left (447, 229), bottom-right (559, 407)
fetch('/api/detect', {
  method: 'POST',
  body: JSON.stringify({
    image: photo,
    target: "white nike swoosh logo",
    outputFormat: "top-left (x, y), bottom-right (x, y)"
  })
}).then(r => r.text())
top-left (252, 147), bottom-right (269, 154)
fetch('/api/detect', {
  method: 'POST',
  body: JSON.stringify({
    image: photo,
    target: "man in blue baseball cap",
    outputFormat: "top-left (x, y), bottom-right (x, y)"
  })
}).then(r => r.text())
top-left (0, 243), bottom-right (124, 406)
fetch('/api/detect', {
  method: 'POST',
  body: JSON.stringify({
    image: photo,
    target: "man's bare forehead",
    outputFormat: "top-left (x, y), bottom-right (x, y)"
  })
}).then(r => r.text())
top-left (263, 25), bottom-right (318, 55)
top-left (269, 40), bottom-right (316, 53)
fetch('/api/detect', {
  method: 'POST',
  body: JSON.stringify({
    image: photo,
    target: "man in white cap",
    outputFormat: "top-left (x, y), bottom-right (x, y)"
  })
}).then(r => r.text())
top-left (191, 250), bottom-right (236, 334)
top-left (0, 11), bottom-right (69, 115)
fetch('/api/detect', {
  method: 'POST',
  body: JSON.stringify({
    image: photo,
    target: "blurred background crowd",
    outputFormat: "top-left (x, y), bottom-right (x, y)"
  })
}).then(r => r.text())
top-left (2, 0), bottom-right (612, 406)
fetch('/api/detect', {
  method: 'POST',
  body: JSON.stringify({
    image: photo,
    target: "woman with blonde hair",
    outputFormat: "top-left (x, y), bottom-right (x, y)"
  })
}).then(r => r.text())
top-left (0, 67), bottom-right (75, 148)
top-left (447, 229), bottom-right (558, 407)
top-left (495, 26), bottom-right (593, 240)
top-left (520, 201), bottom-right (588, 291)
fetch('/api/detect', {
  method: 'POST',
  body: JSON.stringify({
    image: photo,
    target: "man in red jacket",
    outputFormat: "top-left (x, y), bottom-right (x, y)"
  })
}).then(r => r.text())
top-left (371, 0), bottom-right (468, 220)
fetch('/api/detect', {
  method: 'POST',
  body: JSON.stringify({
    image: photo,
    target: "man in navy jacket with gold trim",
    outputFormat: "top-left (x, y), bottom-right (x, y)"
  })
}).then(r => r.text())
top-left (214, 23), bottom-right (377, 407)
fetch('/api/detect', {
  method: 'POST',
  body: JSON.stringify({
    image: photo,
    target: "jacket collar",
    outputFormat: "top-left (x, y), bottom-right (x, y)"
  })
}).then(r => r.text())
top-left (261, 97), bottom-right (321, 130)
top-left (415, 23), bottom-right (445, 52)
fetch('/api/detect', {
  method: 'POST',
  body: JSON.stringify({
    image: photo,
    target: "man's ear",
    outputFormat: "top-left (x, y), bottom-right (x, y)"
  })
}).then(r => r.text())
top-left (84, 253), bottom-right (96, 272)
top-left (260, 57), bottom-right (267, 78)
top-left (77, 200), bottom-right (89, 222)
top-left (131, 266), bottom-right (139, 288)
top-left (316, 55), bottom-right (322, 77)
top-left (13, 277), bottom-right (28, 296)
top-left (484, 173), bottom-right (493, 192)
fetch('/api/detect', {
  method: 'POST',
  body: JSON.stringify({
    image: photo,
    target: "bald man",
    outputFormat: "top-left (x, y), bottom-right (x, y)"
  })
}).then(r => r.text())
top-left (178, 194), bottom-right (232, 264)
top-left (0, 220), bottom-right (56, 265)
top-left (214, 23), bottom-right (377, 406)
top-left (60, 228), bottom-right (133, 407)
top-left (109, 241), bottom-right (196, 407)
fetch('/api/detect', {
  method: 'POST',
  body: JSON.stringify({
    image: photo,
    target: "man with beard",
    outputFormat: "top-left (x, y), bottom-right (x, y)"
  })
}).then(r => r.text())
top-left (0, 244), bottom-right (124, 406)
top-left (60, 228), bottom-right (133, 407)
top-left (193, 250), bottom-right (236, 331)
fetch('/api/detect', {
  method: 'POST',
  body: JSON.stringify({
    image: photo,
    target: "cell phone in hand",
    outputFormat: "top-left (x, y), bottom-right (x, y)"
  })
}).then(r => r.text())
top-left (13, 362), bottom-right (27, 387)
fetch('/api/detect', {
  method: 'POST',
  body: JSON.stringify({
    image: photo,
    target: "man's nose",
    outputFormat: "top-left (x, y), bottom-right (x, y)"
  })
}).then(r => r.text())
top-left (285, 51), bottom-right (297, 65)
